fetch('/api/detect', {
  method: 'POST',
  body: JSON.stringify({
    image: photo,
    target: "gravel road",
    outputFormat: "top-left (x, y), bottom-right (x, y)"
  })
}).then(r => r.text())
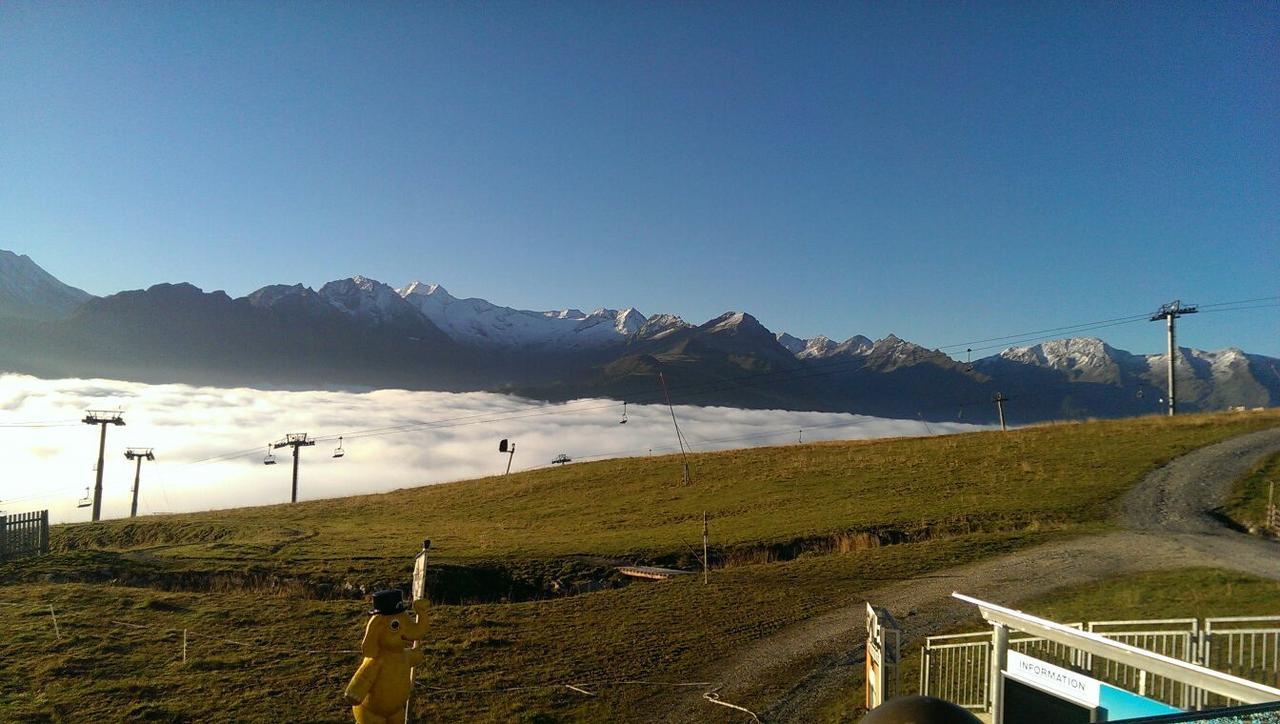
top-left (660, 425), bottom-right (1280, 723)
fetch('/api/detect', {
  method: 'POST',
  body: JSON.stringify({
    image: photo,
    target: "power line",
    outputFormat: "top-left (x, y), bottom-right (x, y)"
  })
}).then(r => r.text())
top-left (935, 294), bottom-right (1277, 351)
top-left (1195, 296), bottom-right (1280, 309)
top-left (939, 312), bottom-right (1152, 351)
top-left (1196, 303), bottom-right (1280, 316)
top-left (0, 421), bottom-right (82, 428)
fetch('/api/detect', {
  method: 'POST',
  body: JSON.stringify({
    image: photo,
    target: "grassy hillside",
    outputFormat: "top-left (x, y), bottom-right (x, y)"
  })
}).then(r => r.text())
top-left (2, 410), bottom-right (1278, 722)
top-left (1225, 450), bottom-right (1280, 532)
top-left (38, 411), bottom-right (1280, 582)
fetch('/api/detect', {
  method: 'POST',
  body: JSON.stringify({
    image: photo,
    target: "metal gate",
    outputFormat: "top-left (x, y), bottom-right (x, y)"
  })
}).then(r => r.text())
top-left (919, 631), bottom-right (990, 710)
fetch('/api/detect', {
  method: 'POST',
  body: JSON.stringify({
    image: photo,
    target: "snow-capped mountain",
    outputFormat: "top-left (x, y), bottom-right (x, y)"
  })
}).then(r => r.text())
top-left (776, 333), bottom-right (874, 359)
top-left (318, 276), bottom-right (428, 328)
top-left (399, 281), bottom-right (645, 350)
top-left (0, 249), bottom-right (94, 321)
top-left (635, 313), bottom-right (690, 340)
top-left (988, 338), bottom-right (1136, 384)
top-left (2, 249), bottom-right (1276, 423)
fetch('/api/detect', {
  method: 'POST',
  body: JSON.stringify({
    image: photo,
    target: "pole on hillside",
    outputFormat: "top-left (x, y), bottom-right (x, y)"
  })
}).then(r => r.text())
top-left (659, 371), bottom-right (692, 486)
top-left (499, 439), bottom-right (516, 475)
top-left (273, 434), bottom-right (315, 503)
top-left (124, 448), bottom-right (155, 518)
top-left (1269, 481), bottom-right (1276, 532)
top-left (702, 511), bottom-right (709, 585)
top-left (993, 394), bottom-right (1008, 432)
top-left (1150, 300), bottom-right (1198, 416)
top-left (83, 410), bottom-right (125, 522)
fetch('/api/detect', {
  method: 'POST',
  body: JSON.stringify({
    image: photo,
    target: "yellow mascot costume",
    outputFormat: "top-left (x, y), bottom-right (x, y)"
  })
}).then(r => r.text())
top-left (345, 589), bottom-right (430, 724)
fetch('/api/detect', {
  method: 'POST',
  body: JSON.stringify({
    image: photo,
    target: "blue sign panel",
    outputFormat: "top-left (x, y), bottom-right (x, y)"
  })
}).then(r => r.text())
top-left (1099, 683), bottom-right (1181, 720)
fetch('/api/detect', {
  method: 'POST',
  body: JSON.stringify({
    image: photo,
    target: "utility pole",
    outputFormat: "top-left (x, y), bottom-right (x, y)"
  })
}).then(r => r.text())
top-left (273, 433), bottom-right (315, 503)
top-left (1150, 300), bottom-right (1198, 416)
top-left (82, 410), bottom-right (125, 522)
top-left (123, 448), bottom-right (155, 518)
top-left (993, 393), bottom-right (1008, 432)
top-left (702, 511), bottom-right (709, 585)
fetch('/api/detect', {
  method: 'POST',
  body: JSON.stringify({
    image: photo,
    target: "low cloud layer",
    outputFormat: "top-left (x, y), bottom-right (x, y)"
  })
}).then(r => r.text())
top-left (0, 374), bottom-right (989, 524)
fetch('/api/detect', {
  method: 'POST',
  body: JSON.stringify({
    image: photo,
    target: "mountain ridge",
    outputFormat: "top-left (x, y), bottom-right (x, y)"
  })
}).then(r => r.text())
top-left (1, 251), bottom-right (1276, 422)
top-left (0, 249), bottom-right (94, 321)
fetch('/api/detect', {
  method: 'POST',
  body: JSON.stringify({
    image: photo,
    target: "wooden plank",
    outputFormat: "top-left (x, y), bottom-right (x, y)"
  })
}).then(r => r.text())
top-left (617, 565), bottom-right (694, 581)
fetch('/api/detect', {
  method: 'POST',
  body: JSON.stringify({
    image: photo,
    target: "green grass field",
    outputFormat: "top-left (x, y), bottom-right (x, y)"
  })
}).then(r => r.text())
top-left (2, 410), bottom-right (1278, 722)
top-left (1225, 450), bottom-right (1280, 532)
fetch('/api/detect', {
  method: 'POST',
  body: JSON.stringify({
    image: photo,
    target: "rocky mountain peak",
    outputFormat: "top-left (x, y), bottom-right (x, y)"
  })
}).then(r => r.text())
top-left (0, 249), bottom-right (95, 321)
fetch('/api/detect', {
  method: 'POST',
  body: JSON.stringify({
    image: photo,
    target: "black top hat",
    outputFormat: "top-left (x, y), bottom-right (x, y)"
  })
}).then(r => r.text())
top-left (369, 589), bottom-right (407, 616)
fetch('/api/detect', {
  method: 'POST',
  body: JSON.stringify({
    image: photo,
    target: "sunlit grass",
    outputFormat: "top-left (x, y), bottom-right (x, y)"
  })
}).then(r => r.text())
top-left (1224, 450), bottom-right (1280, 532)
top-left (41, 410), bottom-right (1280, 581)
top-left (3, 409), bottom-right (1278, 721)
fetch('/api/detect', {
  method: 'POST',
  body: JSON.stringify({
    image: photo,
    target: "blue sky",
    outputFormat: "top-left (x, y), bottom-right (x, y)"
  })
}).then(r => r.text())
top-left (2, 1), bottom-right (1276, 356)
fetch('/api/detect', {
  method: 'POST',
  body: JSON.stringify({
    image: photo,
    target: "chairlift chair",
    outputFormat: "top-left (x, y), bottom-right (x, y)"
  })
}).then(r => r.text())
top-left (619, 401), bottom-right (628, 424)
top-left (77, 487), bottom-right (92, 508)
top-left (263, 446), bottom-right (277, 466)
top-left (332, 436), bottom-right (345, 459)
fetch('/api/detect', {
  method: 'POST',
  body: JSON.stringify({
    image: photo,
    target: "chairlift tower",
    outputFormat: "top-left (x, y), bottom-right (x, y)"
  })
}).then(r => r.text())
top-left (1150, 300), bottom-right (1198, 416)
top-left (123, 448), bottom-right (155, 518)
top-left (273, 433), bottom-right (315, 503)
top-left (82, 410), bottom-right (125, 522)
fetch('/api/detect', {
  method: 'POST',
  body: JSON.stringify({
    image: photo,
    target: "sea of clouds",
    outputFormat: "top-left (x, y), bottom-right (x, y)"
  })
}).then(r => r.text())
top-left (0, 374), bottom-right (990, 524)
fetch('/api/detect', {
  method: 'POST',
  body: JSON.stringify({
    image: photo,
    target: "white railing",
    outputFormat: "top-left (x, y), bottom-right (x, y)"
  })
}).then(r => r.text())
top-left (921, 615), bottom-right (1280, 712)
top-left (1202, 615), bottom-right (1280, 709)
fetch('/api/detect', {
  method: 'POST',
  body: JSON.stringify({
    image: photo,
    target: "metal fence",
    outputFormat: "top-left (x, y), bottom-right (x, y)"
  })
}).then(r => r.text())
top-left (0, 510), bottom-right (50, 562)
top-left (919, 631), bottom-right (991, 709)
top-left (921, 615), bottom-right (1280, 712)
top-left (1085, 618), bottom-right (1200, 709)
top-left (1202, 616), bottom-right (1280, 709)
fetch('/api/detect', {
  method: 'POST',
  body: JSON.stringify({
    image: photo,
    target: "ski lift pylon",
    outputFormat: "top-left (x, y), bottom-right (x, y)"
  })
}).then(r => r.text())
top-left (333, 436), bottom-right (345, 459)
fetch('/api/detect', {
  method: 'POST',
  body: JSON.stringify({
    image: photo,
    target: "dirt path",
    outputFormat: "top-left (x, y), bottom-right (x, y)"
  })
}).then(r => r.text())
top-left (663, 426), bottom-right (1280, 723)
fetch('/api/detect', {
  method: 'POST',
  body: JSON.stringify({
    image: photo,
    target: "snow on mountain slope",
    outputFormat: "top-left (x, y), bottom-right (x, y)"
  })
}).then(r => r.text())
top-left (994, 337), bottom-right (1133, 383)
top-left (776, 333), bottom-right (807, 355)
top-left (776, 333), bottom-right (874, 359)
top-left (318, 276), bottom-right (430, 329)
top-left (399, 281), bottom-right (645, 350)
top-left (635, 313), bottom-right (690, 341)
top-left (0, 249), bottom-right (94, 320)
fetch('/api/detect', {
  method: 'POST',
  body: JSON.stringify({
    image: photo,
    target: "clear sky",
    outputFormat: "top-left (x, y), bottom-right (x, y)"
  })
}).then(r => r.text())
top-left (2, 1), bottom-right (1276, 356)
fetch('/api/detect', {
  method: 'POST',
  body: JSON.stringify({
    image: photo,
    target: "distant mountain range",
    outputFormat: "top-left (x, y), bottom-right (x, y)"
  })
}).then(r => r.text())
top-left (2, 250), bottom-right (1276, 424)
